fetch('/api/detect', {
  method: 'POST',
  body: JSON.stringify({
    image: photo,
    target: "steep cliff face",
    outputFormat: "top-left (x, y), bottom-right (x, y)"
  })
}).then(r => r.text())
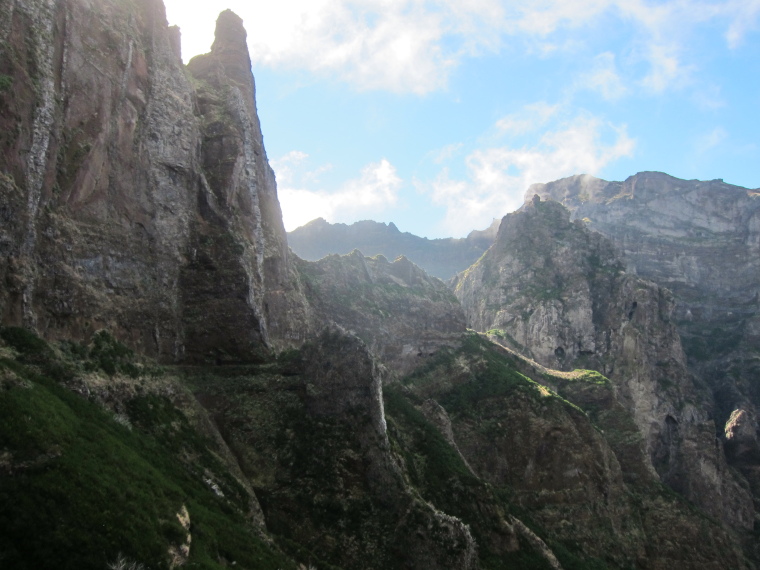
top-left (453, 197), bottom-right (754, 529)
top-left (2, 2), bottom-right (759, 568)
top-left (184, 10), bottom-right (313, 360)
top-left (194, 327), bottom-right (480, 570)
top-left (399, 334), bottom-right (748, 569)
top-left (0, 0), bottom-right (309, 363)
top-left (296, 250), bottom-right (465, 374)
top-left (288, 217), bottom-right (499, 280)
top-left (531, 171), bottom-right (760, 514)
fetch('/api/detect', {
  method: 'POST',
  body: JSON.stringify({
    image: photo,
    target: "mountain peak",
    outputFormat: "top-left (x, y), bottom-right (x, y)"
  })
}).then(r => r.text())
top-left (211, 10), bottom-right (247, 55)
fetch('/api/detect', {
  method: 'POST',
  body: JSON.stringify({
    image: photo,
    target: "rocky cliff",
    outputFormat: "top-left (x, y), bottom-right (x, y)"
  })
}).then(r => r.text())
top-left (288, 217), bottom-right (499, 280)
top-left (531, 172), bottom-right (760, 518)
top-left (1, 2), bottom-right (759, 569)
top-left (295, 250), bottom-right (465, 374)
top-left (0, 0), bottom-right (310, 365)
top-left (453, 196), bottom-right (755, 529)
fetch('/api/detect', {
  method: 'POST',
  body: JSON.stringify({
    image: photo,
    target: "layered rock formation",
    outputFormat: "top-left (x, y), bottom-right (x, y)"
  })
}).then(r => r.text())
top-left (1, 1), bottom-right (759, 568)
top-left (296, 251), bottom-right (465, 374)
top-left (195, 327), bottom-right (480, 570)
top-left (400, 334), bottom-right (748, 569)
top-left (530, 172), bottom-right (760, 517)
top-left (288, 217), bottom-right (499, 280)
top-left (453, 196), bottom-right (755, 529)
top-left (0, 0), bottom-right (310, 364)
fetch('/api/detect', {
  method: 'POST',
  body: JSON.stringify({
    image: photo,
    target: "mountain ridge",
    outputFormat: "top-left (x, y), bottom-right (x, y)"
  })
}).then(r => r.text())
top-left (1, 2), bottom-right (758, 569)
top-left (288, 216), bottom-right (500, 280)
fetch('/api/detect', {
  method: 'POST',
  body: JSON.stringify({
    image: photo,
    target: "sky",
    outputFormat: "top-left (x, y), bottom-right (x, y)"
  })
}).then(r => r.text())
top-left (163, 0), bottom-right (760, 238)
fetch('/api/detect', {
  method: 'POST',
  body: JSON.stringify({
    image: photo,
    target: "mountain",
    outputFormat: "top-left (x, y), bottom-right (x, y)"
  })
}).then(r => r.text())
top-left (287, 217), bottom-right (499, 280)
top-left (0, 2), bottom-right (758, 569)
top-left (452, 196), bottom-right (754, 529)
top-left (528, 172), bottom-right (760, 515)
top-left (0, 1), bottom-right (311, 363)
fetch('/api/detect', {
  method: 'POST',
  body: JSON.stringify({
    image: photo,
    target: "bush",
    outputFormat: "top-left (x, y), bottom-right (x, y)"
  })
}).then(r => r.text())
top-left (0, 326), bottom-right (51, 361)
top-left (0, 74), bottom-right (12, 92)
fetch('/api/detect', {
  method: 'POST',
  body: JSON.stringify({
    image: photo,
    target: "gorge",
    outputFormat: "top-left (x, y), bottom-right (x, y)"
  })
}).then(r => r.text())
top-left (0, 1), bottom-right (758, 569)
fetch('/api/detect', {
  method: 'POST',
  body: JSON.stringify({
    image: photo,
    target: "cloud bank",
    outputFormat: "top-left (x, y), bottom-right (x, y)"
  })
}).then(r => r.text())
top-left (166, 0), bottom-right (760, 94)
top-left (423, 109), bottom-right (634, 235)
top-left (273, 152), bottom-right (402, 230)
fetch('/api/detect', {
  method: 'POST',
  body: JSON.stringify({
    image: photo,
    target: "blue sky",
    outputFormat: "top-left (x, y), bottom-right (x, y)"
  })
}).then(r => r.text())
top-left (163, 0), bottom-right (760, 238)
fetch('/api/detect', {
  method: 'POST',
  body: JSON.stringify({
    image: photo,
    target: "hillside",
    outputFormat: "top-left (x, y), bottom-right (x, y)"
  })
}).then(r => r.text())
top-left (0, 1), bottom-right (758, 569)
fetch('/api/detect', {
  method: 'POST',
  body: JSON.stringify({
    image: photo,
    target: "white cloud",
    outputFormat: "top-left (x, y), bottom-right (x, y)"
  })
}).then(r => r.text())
top-left (576, 52), bottom-right (627, 99)
top-left (724, 0), bottom-right (760, 48)
top-left (429, 143), bottom-right (464, 164)
top-left (423, 114), bottom-right (634, 236)
top-left (639, 42), bottom-right (693, 92)
top-left (163, 0), bottom-right (760, 94)
top-left (695, 127), bottom-right (728, 154)
top-left (692, 84), bottom-right (726, 110)
top-left (273, 154), bottom-right (402, 230)
top-left (495, 102), bottom-right (560, 135)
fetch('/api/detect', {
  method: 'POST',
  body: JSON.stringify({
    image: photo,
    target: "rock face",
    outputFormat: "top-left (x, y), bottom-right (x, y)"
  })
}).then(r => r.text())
top-left (399, 334), bottom-right (748, 569)
top-left (531, 171), bottom-right (760, 517)
top-left (288, 217), bottom-right (499, 280)
top-left (0, 0), bottom-right (310, 363)
top-left (296, 251), bottom-right (466, 374)
top-left (2, 2), bottom-right (759, 568)
top-left (194, 326), bottom-right (479, 570)
top-left (453, 196), bottom-right (754, 529)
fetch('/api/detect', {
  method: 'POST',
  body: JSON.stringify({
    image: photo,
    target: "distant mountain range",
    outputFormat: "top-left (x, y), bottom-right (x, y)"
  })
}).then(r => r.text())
top-left (287, 217), bottom-right (500, 280)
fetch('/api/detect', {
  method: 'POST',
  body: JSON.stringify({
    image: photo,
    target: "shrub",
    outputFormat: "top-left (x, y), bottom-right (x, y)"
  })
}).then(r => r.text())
top-left (0, 326), bottom-right (51, 361)
top-left (0, 74), bottom-right (12, 92)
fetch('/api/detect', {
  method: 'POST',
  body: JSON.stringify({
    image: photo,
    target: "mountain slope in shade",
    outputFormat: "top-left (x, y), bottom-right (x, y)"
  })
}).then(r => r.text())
top-left (287, 217), bottom-right (499, 280)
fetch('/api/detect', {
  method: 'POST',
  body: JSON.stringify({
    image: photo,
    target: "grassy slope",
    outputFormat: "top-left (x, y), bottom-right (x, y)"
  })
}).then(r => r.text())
top-left (0, 327), bottom-right (295, 570)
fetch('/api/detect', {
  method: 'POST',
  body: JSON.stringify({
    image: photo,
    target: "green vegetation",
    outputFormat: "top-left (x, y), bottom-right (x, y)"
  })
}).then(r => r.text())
top-left (0, 328), bottom-right (295, 570)
top-left (385, 385), bottom-right (555, 570)
top-left (398, 334), bottom-right (617, 568)
top-left (681, 325), bottom-right (744, 361)
top-left (403, 333), bottom-right (565, 414)
top-left (0, 73), bottom-right (12, 92)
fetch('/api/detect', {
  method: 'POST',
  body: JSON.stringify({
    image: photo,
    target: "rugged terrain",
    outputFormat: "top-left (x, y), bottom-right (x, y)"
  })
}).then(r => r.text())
top-left (453, 196), bottom-right (755, 530)
top-left (0, 0), bottom-right (311, 363)
top-left (530, 173), bottom-right (760, 520)
top-left (295, 250), bottom-right (465, 374)
top-left (0, 1), bottom-right (758, 569)
top-left (288, 217), bottom-right (499, 280)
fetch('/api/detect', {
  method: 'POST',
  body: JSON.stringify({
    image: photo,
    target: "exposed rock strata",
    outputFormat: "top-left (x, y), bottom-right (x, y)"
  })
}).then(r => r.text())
top-left (531, 171), bottom-right (760, 519)
top-left (401, 334), bottom-right (748, 569)
top-left (195, 327), bottom-right (479, 570)
top-left (2, 1), bottom-right (758, 568)
top-left (296, 251), bottom-right (465, 374)
top-left (453, 197), bottom-right (754, 529)
top-left (0, 0), bottom-right (310, 363)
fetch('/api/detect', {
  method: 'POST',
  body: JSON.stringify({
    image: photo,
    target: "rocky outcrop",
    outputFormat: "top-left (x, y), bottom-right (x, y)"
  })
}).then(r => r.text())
top-left (288, 217), bottom-right (499, 280)
top-left (195, 326), bottom-right (479, 570)
top-left (2, 2), bottom-right (758, 568)
top-left (184, 10), bottom-right (313, 360)
top-left (531, 171), bottom-right (760, 518)
top-left (529, 173), bottom-right (760, 343)
top-left (453, 196), bottom-right (754, 529)
top-left (296, 250), bottom-right (466, 374)
top-left (401, 333), bottom-right (748, 569)
top-left (0, 1), bottom-right (310, 363)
